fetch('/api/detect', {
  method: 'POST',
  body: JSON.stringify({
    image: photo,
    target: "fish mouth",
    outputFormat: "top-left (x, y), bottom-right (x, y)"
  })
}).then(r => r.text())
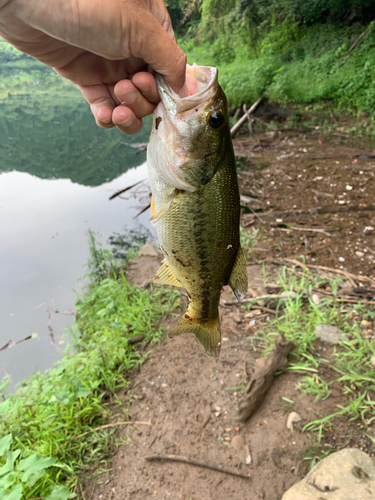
top-left (156, 64), bottom-right (218, 114)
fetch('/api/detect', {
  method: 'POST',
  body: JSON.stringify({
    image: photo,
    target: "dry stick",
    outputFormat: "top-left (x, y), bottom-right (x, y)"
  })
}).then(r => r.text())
top-left (327, 102), bottom-right (337, 123)
top-left (109, 179), bottom-right (145, 200)
top-left (55, 421), bottom-right (151, 452)
top-left (310, 153), bottom-right (375, 160)
top-left (238, 334), bottom-right (294, 422)
top-left (344, 26), bottom-right (371, 56)
top-left (145, 454), bottom-right (251, 479)
top-left (251, 114), bottom-right (275, 129)
top-left (230, 94), bottom-right (265, 137)
top-left (243, 204), bottom-right (375, 220)
top-left (278, 258), bottom-right (375, 287)
top-left (276, 226), bottom-right (333, 237)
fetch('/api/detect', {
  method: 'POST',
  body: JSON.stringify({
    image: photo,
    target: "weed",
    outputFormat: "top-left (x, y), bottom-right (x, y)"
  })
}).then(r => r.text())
top-left (255, 264), bottom-right (375, 446)
top-left (240, 227), bottom-right (259, 257)
top-left (0, 233), bottom-right (180, 497)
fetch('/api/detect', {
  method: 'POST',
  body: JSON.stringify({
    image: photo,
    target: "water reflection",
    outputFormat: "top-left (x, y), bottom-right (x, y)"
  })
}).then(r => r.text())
top-left (0, 88), bottom-right (153, 387)
top-left (0, 88), bottom-right (151, 185)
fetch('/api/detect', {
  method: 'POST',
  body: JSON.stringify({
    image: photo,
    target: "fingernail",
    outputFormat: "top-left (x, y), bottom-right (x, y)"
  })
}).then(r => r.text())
top-left (140, 85), bottom-right (150, 95)
top-left (120, 90), bottom-right (137, 105)
top-left (119, 116), bottom-right (134, 128)
top-left (101, 117), bottom-right (112, 124)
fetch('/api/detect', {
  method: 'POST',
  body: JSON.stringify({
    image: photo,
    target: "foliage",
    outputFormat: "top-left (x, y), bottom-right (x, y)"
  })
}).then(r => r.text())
top-left (176, 0), bottom-right (375, 130)
top-left (0, 234), bottom-right (180, 497)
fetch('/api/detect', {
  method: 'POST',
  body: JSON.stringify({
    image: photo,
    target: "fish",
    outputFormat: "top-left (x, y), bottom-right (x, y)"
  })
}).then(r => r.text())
top-left (147, 63), bottom-right (248, 358)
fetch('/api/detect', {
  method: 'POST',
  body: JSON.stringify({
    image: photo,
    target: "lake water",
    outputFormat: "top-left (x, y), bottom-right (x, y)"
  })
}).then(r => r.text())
top-left (0, 87), bottom-right (153, 388)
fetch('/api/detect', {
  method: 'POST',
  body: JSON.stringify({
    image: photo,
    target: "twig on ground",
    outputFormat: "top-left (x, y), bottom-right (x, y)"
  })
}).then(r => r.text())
top-left (276, 226), bottom-right (333, 237)
top-left (231, 94), bottom-right (264, 137)
top-left (145, 454), bottom-right (251, 479)
top-left (127, 335), bottom-right (146, 345)
top-left (245, 204), bottom-right (375, 220)
top-left (269, 258), bottom-right (375, 287)
top-left (327, 102), bottom-right (337, 123)
top-left (238, 334), bottom-right (294, 422)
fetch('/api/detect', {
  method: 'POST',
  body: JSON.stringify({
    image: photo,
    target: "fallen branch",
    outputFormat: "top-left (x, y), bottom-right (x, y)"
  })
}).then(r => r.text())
top-left (238, 334), bottom-right (294, 422)
top-left (145, 454), bottom-right (251, 479)
top-left (231, 94), bottom-right (264, 137)
top-left (276, 226), bottom-right (333, 237)
top-left (109, 179), bottom-right (145, 200)
top-left (268, 258), bottom-right (375, 288)
top-left (242, 203), bottom-right (375, 220)
top-left (55, 421), bottom-right (151, 452)
top-left (344, 26), bottom-right (371, 56)
top-left (127, 335), bottom-right (146, 345)
top-left (310, 153), bottom-right (375, 160)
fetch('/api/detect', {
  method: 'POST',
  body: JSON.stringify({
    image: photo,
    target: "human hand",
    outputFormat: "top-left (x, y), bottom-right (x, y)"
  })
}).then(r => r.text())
top-left (0, 0), bottom-right (186, 134)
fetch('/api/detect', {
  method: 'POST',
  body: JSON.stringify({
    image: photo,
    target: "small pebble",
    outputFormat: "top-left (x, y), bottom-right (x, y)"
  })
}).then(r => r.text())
top-left (287, 412), bottom-right (302, 430)
top-left (312, 294), bottom-right (320, 305)
top-left (371, 357), bottom-right (375, 367)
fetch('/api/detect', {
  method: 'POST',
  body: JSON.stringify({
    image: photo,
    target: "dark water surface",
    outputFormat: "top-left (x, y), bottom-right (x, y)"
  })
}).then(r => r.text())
top-left (0, 88), bottom-right (152, 387)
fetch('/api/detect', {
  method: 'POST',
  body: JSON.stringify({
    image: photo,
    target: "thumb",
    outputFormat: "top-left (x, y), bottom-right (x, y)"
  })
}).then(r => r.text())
top-left (131, 9), bottom-right (186, 93)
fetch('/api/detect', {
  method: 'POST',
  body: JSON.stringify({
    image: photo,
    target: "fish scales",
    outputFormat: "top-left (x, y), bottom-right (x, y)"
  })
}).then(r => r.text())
top-left (147, 64), bottom-right (248, 358)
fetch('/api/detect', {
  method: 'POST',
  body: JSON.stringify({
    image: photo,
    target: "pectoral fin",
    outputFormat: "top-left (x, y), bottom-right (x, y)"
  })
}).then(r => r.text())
top-left (150, 189), bottom-right (176, 225)
top-left (150, 194), bottom-right (156, 217)
top-left (153, 260), bottom-right (183, 287)
top-left (229, 246), bottom-right (248, 302)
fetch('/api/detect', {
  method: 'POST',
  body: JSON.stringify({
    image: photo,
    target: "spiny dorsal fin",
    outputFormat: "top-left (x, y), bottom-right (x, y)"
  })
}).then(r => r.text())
top-left (150, 189), bottom-right (176, 226)
top-left (229, 246), bottom-right (248, 302)
top-left (153, 260), bottom-right (183, 287)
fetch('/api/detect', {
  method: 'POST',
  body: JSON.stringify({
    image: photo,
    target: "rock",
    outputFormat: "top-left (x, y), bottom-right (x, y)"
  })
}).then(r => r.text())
top-left (360, 320), bottom-right (372, 329)
top-left (282, 448), bottom-right (375, 500)
top-left (371, 356), bottom-right (375, 367)
top-left (286, 411), bottom-right (302, 429)
top-left (311, 294), bottom-right (320, 305)
top-left (363, 226), bottom-right (374, 235)
top-left (244, 444), bottom-right (251, 465)
top-left (138, 243), bottom-right (160, 257)
top-left (315, 324), bottom-right (348, 343)
top-left (231, 435), bottom-right (246, 451)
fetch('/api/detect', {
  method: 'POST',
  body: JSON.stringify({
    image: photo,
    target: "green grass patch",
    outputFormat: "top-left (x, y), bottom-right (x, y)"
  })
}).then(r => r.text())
top-left (248, 263), bottom-right (375, 443)
top-left (0, 233), bottom-right (180, 499)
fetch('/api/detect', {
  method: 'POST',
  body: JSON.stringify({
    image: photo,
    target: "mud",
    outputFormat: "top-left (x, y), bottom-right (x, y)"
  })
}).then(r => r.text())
top-left (85, 128), bottom-right (375, 500)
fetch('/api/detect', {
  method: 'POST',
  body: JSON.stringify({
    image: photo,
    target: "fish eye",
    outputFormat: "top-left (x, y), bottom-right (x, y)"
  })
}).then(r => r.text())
top-left (208, 112), bottom-right (224, 129)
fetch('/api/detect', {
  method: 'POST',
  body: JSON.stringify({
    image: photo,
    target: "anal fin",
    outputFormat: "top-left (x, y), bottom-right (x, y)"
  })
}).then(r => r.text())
top-left (150, 189), bottom-right (176, 226)
top-left (229, 246), bottom-right (248, 302)
top-left (153, 259), bottom-right (183, 287)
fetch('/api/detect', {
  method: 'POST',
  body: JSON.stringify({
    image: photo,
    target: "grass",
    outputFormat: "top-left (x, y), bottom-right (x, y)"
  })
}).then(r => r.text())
top-left (0, 232), bottom-right (180, 499)
top-left (246, 262), bottom-right (375, 450)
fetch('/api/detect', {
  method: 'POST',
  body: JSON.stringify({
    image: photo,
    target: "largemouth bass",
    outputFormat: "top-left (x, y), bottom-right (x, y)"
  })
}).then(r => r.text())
top-left (147, 64), bottom-right (247, 358)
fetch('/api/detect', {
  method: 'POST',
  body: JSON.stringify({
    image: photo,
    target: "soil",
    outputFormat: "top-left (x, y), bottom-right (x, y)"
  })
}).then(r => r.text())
top-left (85, 127), bottom-right (375, 500)
top-left (235, 127), bottom-right (375, 278)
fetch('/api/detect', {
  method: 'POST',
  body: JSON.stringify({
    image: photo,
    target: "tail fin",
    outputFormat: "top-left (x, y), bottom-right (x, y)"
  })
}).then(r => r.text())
top-left (169, 313), bottom-right (221, 358)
